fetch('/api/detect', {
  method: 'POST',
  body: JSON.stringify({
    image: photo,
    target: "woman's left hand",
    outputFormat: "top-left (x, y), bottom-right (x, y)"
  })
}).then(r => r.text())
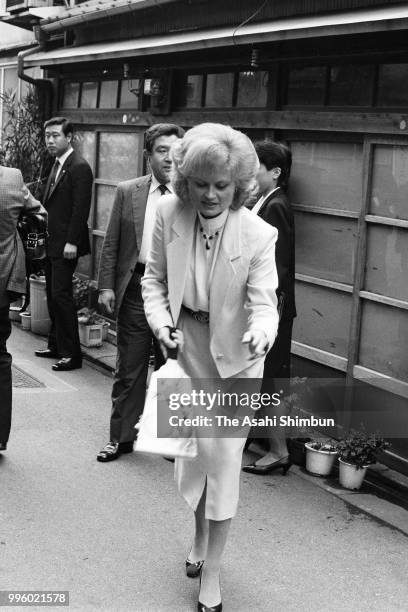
top-left (242, 329), bottom-right (269, 360)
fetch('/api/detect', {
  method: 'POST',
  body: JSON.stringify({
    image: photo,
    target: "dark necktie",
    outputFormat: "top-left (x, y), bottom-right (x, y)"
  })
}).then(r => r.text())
top-left (48, 159), bottom-right (60, 190)
top-left (158, 184), bottom-right (168, 196)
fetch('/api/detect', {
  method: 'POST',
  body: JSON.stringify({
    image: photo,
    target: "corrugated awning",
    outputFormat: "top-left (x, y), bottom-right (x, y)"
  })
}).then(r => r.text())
top-left (24, 6), bottom-right (408, 68)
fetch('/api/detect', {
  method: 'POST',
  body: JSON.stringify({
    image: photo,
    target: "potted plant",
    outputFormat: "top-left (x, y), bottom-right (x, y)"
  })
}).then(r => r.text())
top-left (77, 307), bottom-right (104, 348)
top-left (73, 275), bottom-right (98, 311)
top-left (305, 440), bottom-right (338, 476)
top-left (336, 429), bottom-right (390, 490)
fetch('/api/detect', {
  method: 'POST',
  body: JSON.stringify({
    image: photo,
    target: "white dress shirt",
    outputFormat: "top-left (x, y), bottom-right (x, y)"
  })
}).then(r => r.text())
top-left (251, 186), bottom-right (279, 216)
top-left (138, 175), bottom-right (173, 264)
top-left (55, 146), bottom-right (73, 182)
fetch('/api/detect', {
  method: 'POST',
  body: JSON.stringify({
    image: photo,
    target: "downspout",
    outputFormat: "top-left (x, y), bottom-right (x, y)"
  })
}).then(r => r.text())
top-left (17, 43), bottom-right (53, 120)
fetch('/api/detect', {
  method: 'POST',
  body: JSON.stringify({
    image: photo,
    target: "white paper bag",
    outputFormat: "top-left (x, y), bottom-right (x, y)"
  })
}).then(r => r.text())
top-left (135, 358), bottom-right (198, 459)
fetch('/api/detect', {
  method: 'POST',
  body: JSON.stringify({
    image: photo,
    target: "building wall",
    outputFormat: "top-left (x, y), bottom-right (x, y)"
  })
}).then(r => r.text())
top-left (39, 25), bottom-right (408, 470)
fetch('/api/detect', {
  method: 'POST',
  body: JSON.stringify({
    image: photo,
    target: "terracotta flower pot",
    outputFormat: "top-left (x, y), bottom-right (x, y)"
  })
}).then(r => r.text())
top-left (338, 458), bottom-right (368, 490)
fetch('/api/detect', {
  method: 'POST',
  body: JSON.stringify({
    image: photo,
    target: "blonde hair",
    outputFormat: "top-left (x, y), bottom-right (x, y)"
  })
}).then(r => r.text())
top-left (171, 123), bottom-right (259, 209)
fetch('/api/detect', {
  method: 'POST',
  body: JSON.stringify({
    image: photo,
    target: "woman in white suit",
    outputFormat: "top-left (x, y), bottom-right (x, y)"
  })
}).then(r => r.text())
top-left (142, 123), bottom-right (279, 611)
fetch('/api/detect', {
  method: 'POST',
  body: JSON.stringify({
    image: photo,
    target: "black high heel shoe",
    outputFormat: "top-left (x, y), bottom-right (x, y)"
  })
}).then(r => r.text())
top-left (197, 601), bottom-right (222, 612)
top-left (197, 568), bottom-right (222, 612)
top-left (242, 455), bottom-right (292, 475)
top-left (186, 558), bottom-right (204, 578)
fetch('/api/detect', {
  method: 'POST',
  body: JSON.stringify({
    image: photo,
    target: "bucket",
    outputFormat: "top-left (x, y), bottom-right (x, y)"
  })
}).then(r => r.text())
top-left (305, 443), bottom-right (338, 476)
top-left (29, 275), bottom-right (51, 336)
top-left (338, 458), bottom-right (368, 490)
top-left (20, 312), bottom-right (31, 331)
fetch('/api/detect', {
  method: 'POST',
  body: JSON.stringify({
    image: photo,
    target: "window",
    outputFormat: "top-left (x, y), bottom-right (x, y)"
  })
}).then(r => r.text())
top-left (99, 81), bottom-right (118, 109)
top-left (119, 80), bottom-right (141, 109)
top-left (80, 82), bottom-right (98, 109)
top-left (287, 66), bottom-right (326, 105)
top-left (175, 70), bottom-right (269, 109)
top-left (377, 64), bottom-right (408, 107)
top-left (205, 73), bottom-right (234, 107)
top-left (62, 82), bottom-right (80, 109)
top-left (329, 64), bottom-right (374, 106)
top-left (236, 71), bottom-right (268, 107)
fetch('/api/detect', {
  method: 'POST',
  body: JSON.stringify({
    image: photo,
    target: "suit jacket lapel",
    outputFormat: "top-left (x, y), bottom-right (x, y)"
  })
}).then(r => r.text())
top-left (258, 187), bottom-right (281, 218)
top-left (209, 209), bottom-right (241, 334)
top-left (167, 203), bottom-right (196, 325)
top-left (132, 176), bottom-right (151, 248)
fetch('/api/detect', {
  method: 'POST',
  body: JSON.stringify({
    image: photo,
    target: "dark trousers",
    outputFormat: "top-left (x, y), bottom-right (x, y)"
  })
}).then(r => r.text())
top-left (262, 317), bottom-right (294, 393)
top-left (249, 317), bottom-right (294, 445)
top-left (0, 303), bottom-right (12, 444)
top-left (44, 257), bottom-right (81, 358)
top-left (110, 273), bottom-right (164, 444)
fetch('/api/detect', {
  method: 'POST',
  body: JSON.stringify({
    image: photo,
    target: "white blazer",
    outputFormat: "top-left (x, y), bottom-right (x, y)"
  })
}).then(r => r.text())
top-left (142, 195), bottom-right (279, 378)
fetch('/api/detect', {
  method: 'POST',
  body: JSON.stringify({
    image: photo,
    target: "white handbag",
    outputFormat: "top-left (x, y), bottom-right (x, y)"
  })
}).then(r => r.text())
top-left (135, 356), bottom-right (198, 460)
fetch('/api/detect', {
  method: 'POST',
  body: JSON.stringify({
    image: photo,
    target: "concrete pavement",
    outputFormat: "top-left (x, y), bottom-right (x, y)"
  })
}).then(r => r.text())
top-left (1, 325), bottom-right (408, 612)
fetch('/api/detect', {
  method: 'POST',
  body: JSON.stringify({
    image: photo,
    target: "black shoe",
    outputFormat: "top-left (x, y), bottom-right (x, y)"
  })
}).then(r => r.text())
top-left (96, 441), bottom-right (134, 462)
top-left (197, 602), bottom-right (222, 612)
top-left (186, 558), bottom-right (204, 578)
top-left (242, 456), bottom-right (292, 475)
top-left (35, 348), bottom-right (59, 359)
top-left (0, 442), bottom-right (7, 451)
top-left (52, 357), bottom-right (82, 371)
top-left (198, 570), bottom-right (222, 612)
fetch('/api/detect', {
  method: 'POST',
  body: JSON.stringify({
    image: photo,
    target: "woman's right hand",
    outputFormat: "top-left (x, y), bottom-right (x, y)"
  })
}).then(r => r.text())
top-left (157, 326), bottom-right (184, 359)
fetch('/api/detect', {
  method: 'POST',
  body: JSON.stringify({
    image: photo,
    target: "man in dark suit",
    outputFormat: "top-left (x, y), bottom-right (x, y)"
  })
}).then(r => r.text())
top-left (0, 166), bottom-right (46, 451)
top-left (243, 140), bottom-right (296, 474)
top-left (35, 117), bottom-right (93, 371)
top-left (96, 123), bottom-right (184, 462)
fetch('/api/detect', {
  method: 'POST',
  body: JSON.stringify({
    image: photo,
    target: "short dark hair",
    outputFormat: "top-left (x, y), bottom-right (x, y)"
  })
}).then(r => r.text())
top-left (44, 116), bottom-right (74, 137)
top-left (145, 123), bottom-right (185, 154)
top-left (254, 140), bottom-right (292, 189)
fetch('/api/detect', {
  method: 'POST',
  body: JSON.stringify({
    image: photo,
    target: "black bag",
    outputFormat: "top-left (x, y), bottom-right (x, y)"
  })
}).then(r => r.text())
top-left (17, 213), bottom-right (48, 260)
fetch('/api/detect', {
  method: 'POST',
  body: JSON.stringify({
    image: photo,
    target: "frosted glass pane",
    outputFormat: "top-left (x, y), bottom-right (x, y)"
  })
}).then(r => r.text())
top-left (81, 82), bottom-right (98, 109)
top-left (98, 132), bottom-right (142, 181)
top-left (185, 75), bottom-right (203, 108)
top-left (74, 131), bottom-right (95, 166)
top-left (295, 211), bottom-right (357, 284)
top-left (365, 225), bottom-right (408, 302)
top-left (287, 66), bottom-right (325, 105)
top-left (119, 80), bottom-right (141, 109)
top-left (76, 253), bottom-right (91, 277)
top-left (205, 73), bottom-right (234, 107)
top-left (237, 71), bottom-right (268, 108)
top-left (4, 67), bottom-right (18, 95)
top-left (293, 283), bottom-right (352, 357)
top-left (95, 184), bottom-right (116, 232)
top-left (377, 64), bottom-right (408, 106)
top-left (62, 82), bottom-right (79, 109)
top-left (359, 301), bottom-right (408, 382)
top-left (99, 81), bottom-right (118, 109)
top-left (289, 141), bottom-right (363, 212)
top-left (370, 145), bottom-right (408, 220)
top-left (329, 64), bottom-right (374, 106)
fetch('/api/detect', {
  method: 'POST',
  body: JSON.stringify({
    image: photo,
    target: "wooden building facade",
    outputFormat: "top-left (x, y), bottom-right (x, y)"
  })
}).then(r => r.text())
top-left (12, 0), bottom-right (408, 471)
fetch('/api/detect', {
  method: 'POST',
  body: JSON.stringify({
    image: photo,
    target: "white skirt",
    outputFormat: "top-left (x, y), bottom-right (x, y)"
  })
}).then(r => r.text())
top-left (175, 309), bottom-right (264, 520)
